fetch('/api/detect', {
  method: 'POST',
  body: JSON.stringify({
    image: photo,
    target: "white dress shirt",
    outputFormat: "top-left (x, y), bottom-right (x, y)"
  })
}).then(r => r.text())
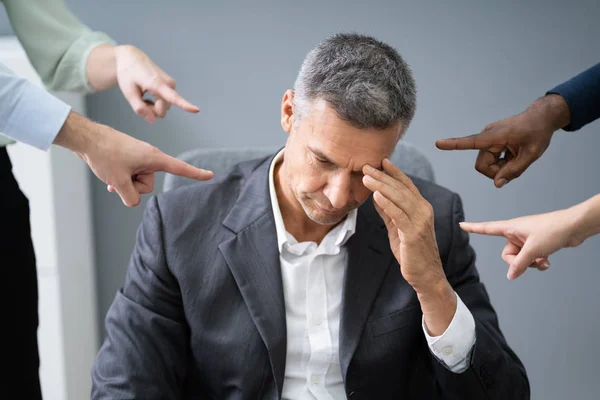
top-left (268, 151), bottom-right (476, 400)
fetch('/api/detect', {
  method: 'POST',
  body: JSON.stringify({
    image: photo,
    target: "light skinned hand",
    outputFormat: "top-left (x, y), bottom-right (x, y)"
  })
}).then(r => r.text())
top-left (435, 94), bottom-right (571, 188)
top-left (115, 45), bottom-right (200, 123)
top-left (362, 158), bottom-right (455, 336)
top-left (54, 113), bottom-right (213, 207)
top-left (459, 209), bottom-right (584, 280)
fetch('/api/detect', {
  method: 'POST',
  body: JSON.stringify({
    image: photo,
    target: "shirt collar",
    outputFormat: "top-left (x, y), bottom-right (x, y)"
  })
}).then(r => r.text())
top-left (268, 150), bottom-right (357, 255)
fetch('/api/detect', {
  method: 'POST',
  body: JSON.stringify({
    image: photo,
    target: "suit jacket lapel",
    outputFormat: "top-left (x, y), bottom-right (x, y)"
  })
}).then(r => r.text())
top-left (218, 155), bottom-right (287, 397)
top-left (339, 199), bottom-right (396, 381)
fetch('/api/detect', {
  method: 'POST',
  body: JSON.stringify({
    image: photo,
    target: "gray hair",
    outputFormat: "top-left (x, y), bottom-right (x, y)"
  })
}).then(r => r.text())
top-left (293, 33), bottom-right (416, 130)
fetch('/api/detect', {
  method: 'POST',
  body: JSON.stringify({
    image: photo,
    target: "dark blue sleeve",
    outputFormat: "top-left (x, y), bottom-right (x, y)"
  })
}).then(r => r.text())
top-left (546, 63), bottom-right (600, 132)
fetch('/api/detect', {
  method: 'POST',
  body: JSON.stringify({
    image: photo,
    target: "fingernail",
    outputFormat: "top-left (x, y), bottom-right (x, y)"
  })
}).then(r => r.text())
top-left (497, 178), bottom-right (509, 188)
top-left (507, 272), bottom-right (513, 280)
top-left (364, 165), bottom-right (375, 173)
top-left (541, 261), bottom-right (550, 269)
top-left (363, 175), bottom-right (375, 184)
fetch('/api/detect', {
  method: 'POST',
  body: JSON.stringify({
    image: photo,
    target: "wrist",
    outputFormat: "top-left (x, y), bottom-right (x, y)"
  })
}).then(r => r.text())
top-left (53, 112), bottom-right (97, 155)
top-left (415, 275), bottom-right (454, 304)
top-left (417, 277), bottom-right (456, 337)
top-left (87, 44), bottom-right (118, 91)
top-left (567, 195), bottom-right (600, 247)
top-left (528, 94), bottom-right (571, 132)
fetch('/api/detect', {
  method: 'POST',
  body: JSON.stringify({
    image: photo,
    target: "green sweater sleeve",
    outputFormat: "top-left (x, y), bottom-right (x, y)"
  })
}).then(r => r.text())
top-left (0, 0), bottom-right (116, 146)
top-left (2, 0), bottom-right (116, 93)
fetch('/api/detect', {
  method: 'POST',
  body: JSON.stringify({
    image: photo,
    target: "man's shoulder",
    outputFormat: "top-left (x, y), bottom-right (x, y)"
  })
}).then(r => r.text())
top-left (154, 156), bottom-right (269, 222)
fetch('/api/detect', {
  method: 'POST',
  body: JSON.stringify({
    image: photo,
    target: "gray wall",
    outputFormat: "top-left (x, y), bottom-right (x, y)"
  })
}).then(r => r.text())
top-left (3, 0), bottom-right (600, 398)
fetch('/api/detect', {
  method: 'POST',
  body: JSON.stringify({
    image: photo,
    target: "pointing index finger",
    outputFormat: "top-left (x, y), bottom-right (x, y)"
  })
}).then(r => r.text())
top-left (459, 220), bottom-right (510, 237)
top-left (153, 152), bottom-right (214, 181)
top-left (436, 130), bottom-right (501, 151)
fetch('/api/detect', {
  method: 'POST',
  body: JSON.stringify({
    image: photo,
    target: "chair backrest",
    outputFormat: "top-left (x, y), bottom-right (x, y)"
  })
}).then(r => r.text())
top-left (162, 142), bottom-right (435, 192)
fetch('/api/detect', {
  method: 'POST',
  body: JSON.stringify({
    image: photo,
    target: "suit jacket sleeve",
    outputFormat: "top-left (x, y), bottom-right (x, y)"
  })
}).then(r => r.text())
top-left (547, 63), bottom-right (600, 132)
top-left (92, 196), bottom-right (190, 400)
top-left (432, 193), bottom-right (530, 400)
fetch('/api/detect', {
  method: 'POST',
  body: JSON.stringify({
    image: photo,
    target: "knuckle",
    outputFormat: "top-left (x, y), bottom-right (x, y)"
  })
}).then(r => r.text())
top-left (423, 203), bottom-right (434, 219)
top-left (504, 228), bottom-right (517, 239)
top-left (474, 163), bottom-right (486, 174)
top-left (147, 75), bottom-right (162, 91)
top-left (134, 105), bottom-right (147, 115)
top-left (507, 164), bottom-right (523, 178)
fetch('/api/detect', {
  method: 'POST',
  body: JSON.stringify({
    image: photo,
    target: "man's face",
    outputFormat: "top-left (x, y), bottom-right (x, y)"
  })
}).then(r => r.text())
top-left (280, 90), bottom-right (403, 226)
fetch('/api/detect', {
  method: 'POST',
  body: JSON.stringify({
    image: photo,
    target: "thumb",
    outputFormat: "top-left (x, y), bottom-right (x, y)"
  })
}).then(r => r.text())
top-left (507, 242), bottom-right (536, 280)
top-left (494, 152), bottom-right (536, 188)
top-left (114, 180), bottom-right (142, 207)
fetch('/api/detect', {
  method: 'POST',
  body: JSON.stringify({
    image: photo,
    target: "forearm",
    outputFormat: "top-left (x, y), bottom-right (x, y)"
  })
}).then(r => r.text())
top-left (52, 111), bottom-right (98, 154)
top-left (86, 44), bottom-right (118, 91)
top-left (3, 0), bottom-right (115, 93)
top-left (569, 194), bottom-right (600, 246)
top-left (547, 63), bottom-right (600, 131)
top-left (417, 278), bottom-right (457, 336)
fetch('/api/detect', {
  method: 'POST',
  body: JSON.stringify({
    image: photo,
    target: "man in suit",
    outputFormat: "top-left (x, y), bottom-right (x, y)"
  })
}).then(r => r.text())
top-left (92, 33), bottom-right (529, 399)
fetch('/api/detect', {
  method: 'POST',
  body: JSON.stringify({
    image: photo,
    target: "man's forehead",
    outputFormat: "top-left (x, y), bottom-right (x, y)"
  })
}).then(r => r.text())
top-left (307, 143), bottom-right (388, 171)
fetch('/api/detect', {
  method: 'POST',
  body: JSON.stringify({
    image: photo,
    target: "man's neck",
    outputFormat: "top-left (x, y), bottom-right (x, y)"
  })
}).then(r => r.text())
top-left (274, 161), bottom-right (334, 244)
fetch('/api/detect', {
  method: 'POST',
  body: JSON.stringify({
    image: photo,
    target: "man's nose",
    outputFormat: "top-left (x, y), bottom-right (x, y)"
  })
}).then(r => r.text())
top-left (324, 173), bottom-right (351, 209)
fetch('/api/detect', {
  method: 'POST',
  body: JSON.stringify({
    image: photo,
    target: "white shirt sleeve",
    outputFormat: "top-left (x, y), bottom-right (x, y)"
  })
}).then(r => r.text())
top-left (422, 292), bottom-right (476, 373)
top-left (0, 63), bottom-right (71, 150)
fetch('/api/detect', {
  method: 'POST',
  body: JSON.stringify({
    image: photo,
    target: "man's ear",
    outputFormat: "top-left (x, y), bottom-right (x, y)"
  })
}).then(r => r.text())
top-left (281, 89), bottom-right (295, 133)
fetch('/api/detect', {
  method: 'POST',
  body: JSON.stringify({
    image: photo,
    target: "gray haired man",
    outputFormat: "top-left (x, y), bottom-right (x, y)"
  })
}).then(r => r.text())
top-left (92, 34), bottom-right (529, 400)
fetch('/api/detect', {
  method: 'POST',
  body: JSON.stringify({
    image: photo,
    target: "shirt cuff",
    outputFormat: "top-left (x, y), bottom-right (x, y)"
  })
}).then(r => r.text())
top-left (47, 31), bottom-right (116, 93)
top-left (76, 32), bottom-right (117, 93)
top-left (4, 81), bottom-right (71, 151)
top-left (422, 292), bottom-right (476, 373)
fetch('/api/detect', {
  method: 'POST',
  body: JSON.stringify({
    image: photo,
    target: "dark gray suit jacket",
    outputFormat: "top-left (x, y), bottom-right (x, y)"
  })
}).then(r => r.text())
top-left (92, 154), bottom-right (530, 400)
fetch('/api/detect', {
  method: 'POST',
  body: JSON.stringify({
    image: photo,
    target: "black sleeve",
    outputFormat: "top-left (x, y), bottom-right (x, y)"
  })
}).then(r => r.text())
top-left (433, 193), bottom-right (530, 400)
top-left (92, 196), bottom-right (190, 400)
top-left (547, 63), bottom-right (600, 131)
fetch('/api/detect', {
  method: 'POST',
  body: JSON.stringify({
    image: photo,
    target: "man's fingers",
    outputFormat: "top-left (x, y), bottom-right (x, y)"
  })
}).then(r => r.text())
top-left (152, 152), bottom-right (214, 181)
top-left (501, 240), bottom-right (519, 264)
top-left (435, 134), bottom-right (484, 150)
top-left (364, 159), bottom-right (420, 199)
top-left (494, 152), bottom-right (536, 187)
top-left (159, 70), bottom-right (176, 88)
top-left (531, 258), bottom-right (551, 271)
top-left (153, 98), bottom-right (170, 118)
top-left (372, 190), bottom-right (411, 232)
top-left (381, 159), bottom-right (420, 196)
top-left (373, 199), bottom-right (397, 235)
top-left (151, 83), bottom-right (199, 113)
top-left (459, 220), bottom-right (510, 236)
top-left (474, 149), bottom-right (501, 180)
top-left (109, 175), bottom-right (154, 198)
top-left (507, 242), bottom-right (536, 280)
top-left (133, 173), bottom-right (155, 194)
top-left (123, 83), bottom-right (156, 123)
top-left (435, 129), bottom-right (502, 151)
top-left (362, 173), bottom-right (417, 220)
top-left (114, 181), bottom-right (141, 207)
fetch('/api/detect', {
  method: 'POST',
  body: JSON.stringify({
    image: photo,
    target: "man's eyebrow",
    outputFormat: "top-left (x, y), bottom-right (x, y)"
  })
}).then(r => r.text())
top-left (308, 145), bottom-right (383, 171)
top-left (308, 146), bottom-right (336, 165)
